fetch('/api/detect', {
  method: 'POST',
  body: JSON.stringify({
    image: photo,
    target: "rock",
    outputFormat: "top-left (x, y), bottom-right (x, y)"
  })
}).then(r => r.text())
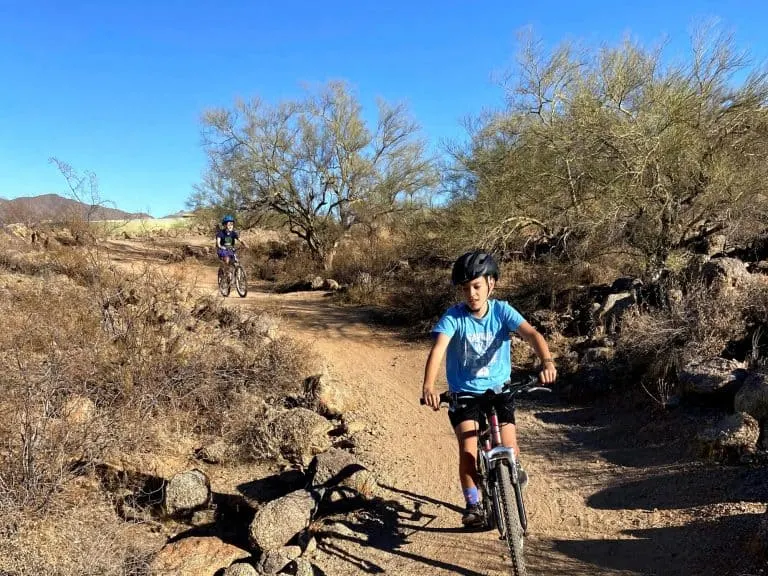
top-left (580, 347), bottom-right (615, 364)
top-left (249, 490), bottom-right (317, 552)
top-left (191, 508), bottom-right (217, 527)
top-left (679, 357), bottom-right (747, 395)
top-left (242, 312), bottom-right (279, 340)
top-left (196, 440), bottom-right (234, 464)
top-left (303, 369), bottom-right (354, 418)
top-left (150, 536), bottom-right (249, 576)
top-left (183, 245), bottom-right (210, 258)
top-left (323, 278), bottom-right (340, 291)
top-left (735, 372), bottom-right (768, 421)
top-left (294, 558), bottom-right (315, 576)
top-left (343, 418), bottom-right (367, 435)
top-left (300, 535), bottom-right (317, 557)
top-left (308, 448), bottom-right (367, 488)
top-left (706, 234), bottom-right (727, 256)
top-left (596, 291), bottom-right (635, 332)
top-left (697, 412), bottom-right (760, 460)
top-left (165, 469), bottom-right (211, 516)
top-left (224, 563), bottom-right (258, 576)
top-left (751, 260), bottom-right (768, 273)
top-left (269, 408), bottom-right (334, 465)
top-left (62, 396), bottom-right (95, 425)
top-left (310, 276), bottom-right (324, 290)
top-left (701, 257), bottom-right (750, 289)
top-left (529, 309), bottom-right (560, 336)
top-left (258, 548), bottom-right (294, 574)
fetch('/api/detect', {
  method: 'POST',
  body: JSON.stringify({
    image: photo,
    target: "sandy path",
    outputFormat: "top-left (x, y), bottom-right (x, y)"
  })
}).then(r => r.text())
top-left (107, 242), bottom-right (767, 576)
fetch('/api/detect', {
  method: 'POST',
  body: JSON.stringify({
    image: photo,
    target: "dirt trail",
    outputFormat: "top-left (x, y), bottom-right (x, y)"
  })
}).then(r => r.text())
top-left (108, 242), bottom-right (767, 575)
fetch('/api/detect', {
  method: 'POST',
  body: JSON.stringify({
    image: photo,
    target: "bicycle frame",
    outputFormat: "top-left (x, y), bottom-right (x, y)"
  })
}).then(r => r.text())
top-left (476, 404), bottom-right (529, 535)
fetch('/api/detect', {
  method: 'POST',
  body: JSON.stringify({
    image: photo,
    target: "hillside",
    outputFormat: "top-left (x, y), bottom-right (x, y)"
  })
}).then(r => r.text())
top-left (0, 193), bottom-right (150, 224)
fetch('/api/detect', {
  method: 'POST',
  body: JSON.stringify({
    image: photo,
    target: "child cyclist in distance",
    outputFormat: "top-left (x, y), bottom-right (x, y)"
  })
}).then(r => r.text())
top-left (422, 250), bottom-right (557, 527)
top-left (216, 214), bottom-right (248, 268)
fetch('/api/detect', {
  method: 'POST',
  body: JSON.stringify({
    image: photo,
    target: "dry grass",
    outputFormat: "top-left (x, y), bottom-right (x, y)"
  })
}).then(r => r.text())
top-left (617, 277), bottom-right (768, 386)
top-left (0, 237), bottom-right (314, 573)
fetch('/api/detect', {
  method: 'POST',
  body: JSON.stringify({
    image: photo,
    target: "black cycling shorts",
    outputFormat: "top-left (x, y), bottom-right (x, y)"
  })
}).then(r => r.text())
top-left (448, 394), bottom-right (516, 429)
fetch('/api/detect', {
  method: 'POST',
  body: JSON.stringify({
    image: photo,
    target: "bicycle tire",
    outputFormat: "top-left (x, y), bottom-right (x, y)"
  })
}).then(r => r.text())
top-left (234, 265), bottom-right (248, 297)
top-left (217, 267), bottom-right (230, 297)
top-left (477, 451), bottom-right (496, 530)
top-left (496, 463), bottom-right (527, 576)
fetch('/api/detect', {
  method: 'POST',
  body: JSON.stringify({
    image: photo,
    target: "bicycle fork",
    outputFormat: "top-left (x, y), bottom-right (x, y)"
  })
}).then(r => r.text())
top-left (482, 411), bottom-right (529, 535)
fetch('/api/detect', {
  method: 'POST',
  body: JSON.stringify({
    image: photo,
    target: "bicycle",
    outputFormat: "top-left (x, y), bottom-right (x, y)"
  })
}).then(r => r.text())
top-left (217, 250), bottom-right (248, 298)
top-left (421, 373), bottom-right (550, 576)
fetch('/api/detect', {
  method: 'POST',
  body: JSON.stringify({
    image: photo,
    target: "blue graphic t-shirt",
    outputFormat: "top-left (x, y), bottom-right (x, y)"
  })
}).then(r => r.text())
top-left (432, 299), bottom-right (526, 393)
top-left (216, 229), bottom-right (239, 248)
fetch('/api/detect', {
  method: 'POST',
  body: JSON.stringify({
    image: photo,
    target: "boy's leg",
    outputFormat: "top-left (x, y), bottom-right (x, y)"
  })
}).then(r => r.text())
top-left (454, 420), bottom-right (479, 491)
top-left (454, 419), bottom-right (484, 526)
top-left (499, 422), bottom-right (520, 457)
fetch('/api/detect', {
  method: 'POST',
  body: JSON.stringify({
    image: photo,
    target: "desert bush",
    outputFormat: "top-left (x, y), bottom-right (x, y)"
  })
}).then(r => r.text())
top-left (616, 277), bottom-right (768, 387)
top-left (0, 486), bottom-right (159, 576)
top-left (0, 244), bottom-right (313, 519)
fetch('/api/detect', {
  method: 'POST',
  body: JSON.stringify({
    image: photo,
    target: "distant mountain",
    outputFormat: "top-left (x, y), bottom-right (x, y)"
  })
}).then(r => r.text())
top-left (0, 194), bottom-right (151, 224)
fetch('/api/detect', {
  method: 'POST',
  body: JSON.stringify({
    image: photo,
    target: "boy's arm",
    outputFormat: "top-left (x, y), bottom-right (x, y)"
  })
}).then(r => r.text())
top-left (422, 332), bottom-right (451, 410)
top-left (515, 321), bottom-right (557, 384)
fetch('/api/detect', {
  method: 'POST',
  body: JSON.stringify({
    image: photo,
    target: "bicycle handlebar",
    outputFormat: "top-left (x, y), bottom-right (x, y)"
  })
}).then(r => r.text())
top-left (420, 374), bottom-right (552, 407)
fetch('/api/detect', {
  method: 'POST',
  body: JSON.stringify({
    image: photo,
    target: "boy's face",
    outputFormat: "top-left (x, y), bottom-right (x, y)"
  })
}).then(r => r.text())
top-left (226, 222), bottom-right (234, 232)
top-left (460, 276), bottom-right (494, 312)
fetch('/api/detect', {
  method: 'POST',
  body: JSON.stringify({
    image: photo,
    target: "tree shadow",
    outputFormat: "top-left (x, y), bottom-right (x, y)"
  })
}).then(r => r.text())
top-left (587, 464), bottom-right (768, 511)
top-left (237, 469), bottom-right (306, 503)
top-left (552, 513), bottom-right (764, 576)
top-left (531, 398), bottom-right (710, 469)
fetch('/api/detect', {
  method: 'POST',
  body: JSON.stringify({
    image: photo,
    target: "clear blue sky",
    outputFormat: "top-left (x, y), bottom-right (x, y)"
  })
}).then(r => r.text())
top-left (1, 0), bottom-right (767, 217)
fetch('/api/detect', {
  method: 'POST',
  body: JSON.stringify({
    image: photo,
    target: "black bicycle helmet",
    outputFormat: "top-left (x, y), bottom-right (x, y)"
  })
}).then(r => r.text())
top-left (451, 250), bottom-right (499, 286)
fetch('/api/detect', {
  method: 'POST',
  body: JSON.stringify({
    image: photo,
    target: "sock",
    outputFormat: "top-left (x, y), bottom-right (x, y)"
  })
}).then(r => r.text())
top-left (463, 487), bottom-right (479, 506)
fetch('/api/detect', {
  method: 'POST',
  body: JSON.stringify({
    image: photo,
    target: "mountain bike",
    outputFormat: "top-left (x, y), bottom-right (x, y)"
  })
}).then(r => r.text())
top-left (217, 250), bottom-right (248, 298)
top-left (421, 374), bottom-right (550, 576)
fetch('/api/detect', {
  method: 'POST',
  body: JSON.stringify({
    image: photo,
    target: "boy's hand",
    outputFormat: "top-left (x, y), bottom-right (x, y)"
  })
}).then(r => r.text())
top-left (422, 384), bottom-right (441, 411)
top-left (539, 361), bottom-right (557, 384)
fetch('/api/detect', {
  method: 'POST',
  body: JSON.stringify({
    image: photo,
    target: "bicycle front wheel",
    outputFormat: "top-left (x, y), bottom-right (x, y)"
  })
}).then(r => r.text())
top-left (234, 265), bottom-right (248, 297)
top-left (496, 463), bottom-right (527, 576)
top-left (218, 267), bottom-right (230, 297)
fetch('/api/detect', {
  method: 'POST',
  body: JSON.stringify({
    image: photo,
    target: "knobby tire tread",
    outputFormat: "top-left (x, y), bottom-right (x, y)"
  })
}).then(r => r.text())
top-left (496, 463), bottom-right (527, 576)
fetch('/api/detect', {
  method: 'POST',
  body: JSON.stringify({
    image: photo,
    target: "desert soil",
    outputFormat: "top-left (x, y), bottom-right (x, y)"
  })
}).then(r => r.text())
top-left (108, 240), bottom-right (768, 576)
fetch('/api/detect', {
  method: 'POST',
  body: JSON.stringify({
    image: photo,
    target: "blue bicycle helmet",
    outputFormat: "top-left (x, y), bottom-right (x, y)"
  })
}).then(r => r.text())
top-left (221, 214), bottom-right (235, 225)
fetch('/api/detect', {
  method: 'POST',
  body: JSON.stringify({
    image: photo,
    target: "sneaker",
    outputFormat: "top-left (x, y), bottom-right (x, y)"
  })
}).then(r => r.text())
top-left (517, 465), bottom-right (529, 490)
top-left (461, 502), bottom-right (485, 527)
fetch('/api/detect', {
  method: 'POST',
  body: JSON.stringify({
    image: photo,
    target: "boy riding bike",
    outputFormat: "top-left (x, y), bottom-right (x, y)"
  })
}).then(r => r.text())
top-left (216, 214), bottom-right (248, 271)
top-left (422, 250), bottom-right (557, 527)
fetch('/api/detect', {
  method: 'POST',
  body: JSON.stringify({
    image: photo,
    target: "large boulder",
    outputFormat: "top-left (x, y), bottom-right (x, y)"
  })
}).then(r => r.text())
top-left (165, 469), bottom-right (211, 516)
top-left (249, 490), bottom-right (317, 552)
top-left (735, 372), bottom-right (768, 421)
top-left (701, 257), bottom-right (750, 289)
top-left (258, 546), bottom-right (302, 574)
top-left (294, 558), bottom-right (315, 576)
top-left (679, 357), bottom-right (747, 395)
top-left (595, 291), bottom-right (635, 333)
top-left (223, 564), bottom-right (258, 576)
top-left (150, 536), bottom-right (249, 576)
top-left (269, 408), bottom-right (334, 465)
top-left (697, 412), bottom-right (759, 461)
top-left (308, 448), bottom-right (379, 498)
top-left (303, 368), bottom-right (355, 418)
